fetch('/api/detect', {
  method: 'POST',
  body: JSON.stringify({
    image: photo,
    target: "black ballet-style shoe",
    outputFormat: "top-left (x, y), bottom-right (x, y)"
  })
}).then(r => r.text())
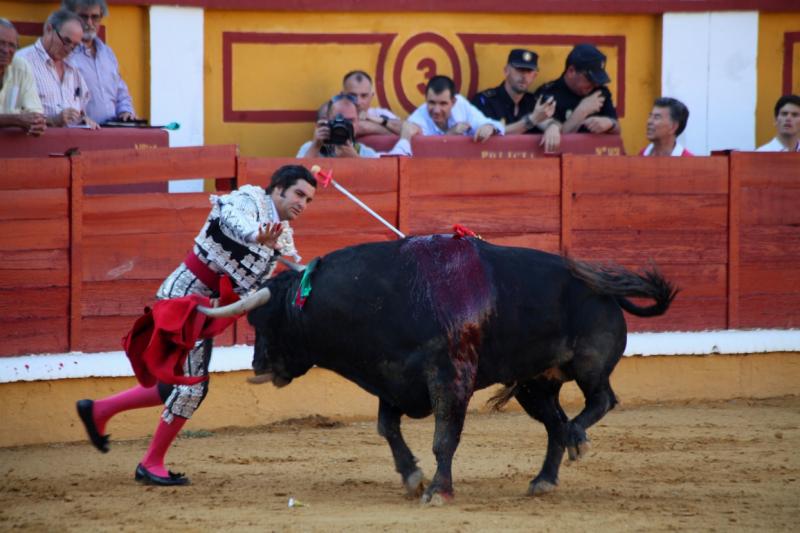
top-left (135, 464), bottom-right (190, 486)
top-left (76, 399), bottom-right (110, 453)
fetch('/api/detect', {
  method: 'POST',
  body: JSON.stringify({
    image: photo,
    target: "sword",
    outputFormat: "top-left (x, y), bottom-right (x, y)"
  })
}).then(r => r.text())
top-left (311, 165), bottom-right (406, 239)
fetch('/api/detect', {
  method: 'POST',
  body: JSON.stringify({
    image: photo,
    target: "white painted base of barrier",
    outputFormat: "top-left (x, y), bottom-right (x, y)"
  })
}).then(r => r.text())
top-left (1, 329), bottom-right (798, 384)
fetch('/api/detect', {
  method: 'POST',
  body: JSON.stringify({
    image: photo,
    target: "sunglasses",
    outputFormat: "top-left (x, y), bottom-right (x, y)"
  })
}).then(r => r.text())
top-left (78, 13), bottom-right (103, 23)
top-left (55, 29), bottom-right (78, 50)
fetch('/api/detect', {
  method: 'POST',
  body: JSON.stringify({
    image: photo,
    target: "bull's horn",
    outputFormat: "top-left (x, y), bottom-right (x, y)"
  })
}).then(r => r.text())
top-left (276, 256), bottom-right (305, 272)
top-left (197, 287), bottom-right (272, 317)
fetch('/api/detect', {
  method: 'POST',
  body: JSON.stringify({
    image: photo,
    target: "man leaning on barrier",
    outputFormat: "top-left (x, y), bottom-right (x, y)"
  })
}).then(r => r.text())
top-left (0, 18), bottom-right (46, 135)
top-left (532, 43), bottom-right (620, 152)
top-left (408, 75), bottom-right (504, 142)
top-left (471, 48), bottom-right (555, 135)
top-left (16, 9), bottom-right (99, 129)
top-left (297, 93), bottom-right (420, 158)
top-left (61, 0), bottom-right (137, 125)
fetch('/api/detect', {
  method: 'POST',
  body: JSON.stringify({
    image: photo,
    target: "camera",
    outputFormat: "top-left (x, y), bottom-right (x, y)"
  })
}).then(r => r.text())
top-left (327, 114), bottom-right (355, 146)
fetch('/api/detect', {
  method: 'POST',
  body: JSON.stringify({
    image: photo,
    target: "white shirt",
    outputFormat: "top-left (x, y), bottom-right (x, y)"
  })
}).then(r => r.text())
top-left (296, 138), bottom-right (411, 158)
top-left (366, 107), bottom-right (398, 121)
top-left (408, 94), bottom-right (505, 136)
top-left (0, 55), bottom-right (44, 114)
top-left (756, 137), bottom-right (800, 152)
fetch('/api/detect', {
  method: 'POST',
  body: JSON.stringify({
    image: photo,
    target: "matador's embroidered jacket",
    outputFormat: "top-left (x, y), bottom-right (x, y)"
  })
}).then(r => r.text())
top-left (193, 185), bottom-right (300, 293)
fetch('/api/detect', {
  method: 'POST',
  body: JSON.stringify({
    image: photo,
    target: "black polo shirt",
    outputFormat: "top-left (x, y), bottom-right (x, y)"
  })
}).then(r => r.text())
top-left (531, 76), bottom-right (617, 133)
top-left (470, 82), bottom-right (540, 134)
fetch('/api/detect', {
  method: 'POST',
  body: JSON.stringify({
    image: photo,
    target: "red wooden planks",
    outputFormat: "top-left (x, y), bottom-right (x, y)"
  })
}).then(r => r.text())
top-left (0, 158), bottom-right (70, 190)
top-left (81, 145), bottom-right (238, 186)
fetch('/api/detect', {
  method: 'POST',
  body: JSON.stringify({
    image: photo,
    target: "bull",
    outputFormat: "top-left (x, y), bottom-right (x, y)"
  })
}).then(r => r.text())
top-left (201, 235), bottom-right (676, 504)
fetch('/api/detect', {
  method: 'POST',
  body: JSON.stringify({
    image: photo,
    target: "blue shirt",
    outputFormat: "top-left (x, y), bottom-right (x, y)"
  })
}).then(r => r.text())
top-left (70, 37), bottom-right (135, 124)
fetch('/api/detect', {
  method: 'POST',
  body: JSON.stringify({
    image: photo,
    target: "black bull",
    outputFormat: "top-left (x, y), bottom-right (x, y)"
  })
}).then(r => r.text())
top-left (238, 235), bottom-right (676, 503)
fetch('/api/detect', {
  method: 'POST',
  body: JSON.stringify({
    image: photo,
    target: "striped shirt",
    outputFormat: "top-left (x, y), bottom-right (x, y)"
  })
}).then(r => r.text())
top-left (16, 39), bottom-right (90, 121)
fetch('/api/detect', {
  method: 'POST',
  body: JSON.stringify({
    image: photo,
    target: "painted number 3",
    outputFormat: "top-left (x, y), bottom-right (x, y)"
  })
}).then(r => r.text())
top-left (416, 58), bottom-right (437, 96)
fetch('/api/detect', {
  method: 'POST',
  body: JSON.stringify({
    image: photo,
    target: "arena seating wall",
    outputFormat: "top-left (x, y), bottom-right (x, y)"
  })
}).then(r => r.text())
top-left (1, 145), bottom-right (797, 356)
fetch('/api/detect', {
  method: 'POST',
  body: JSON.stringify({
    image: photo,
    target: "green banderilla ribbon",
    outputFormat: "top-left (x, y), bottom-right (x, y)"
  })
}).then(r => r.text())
top-left (294, 257), bottom-right (319, 308)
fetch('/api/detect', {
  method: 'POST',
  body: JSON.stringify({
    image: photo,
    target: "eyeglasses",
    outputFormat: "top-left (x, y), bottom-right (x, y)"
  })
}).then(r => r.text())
top-left (78, 13), bottom-right (103, 23)
top-left (55, 29), bottom-right (78, 50)
top-left (331, 93), bottom-right (358, 105)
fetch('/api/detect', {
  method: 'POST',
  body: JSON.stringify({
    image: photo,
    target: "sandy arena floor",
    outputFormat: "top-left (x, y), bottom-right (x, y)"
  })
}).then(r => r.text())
top-left (1, 396), bottom-right (798, 532)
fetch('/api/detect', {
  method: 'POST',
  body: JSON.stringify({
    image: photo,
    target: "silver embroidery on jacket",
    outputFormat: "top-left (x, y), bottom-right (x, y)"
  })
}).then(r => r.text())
top-left (193, 185), bottom-right (300, 293)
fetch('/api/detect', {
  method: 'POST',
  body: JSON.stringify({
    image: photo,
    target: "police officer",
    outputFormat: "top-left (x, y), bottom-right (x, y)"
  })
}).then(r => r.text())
top-left (532, 43), bottom-right (620, 151)
top-left (471, 48), bottom-right (555, 134)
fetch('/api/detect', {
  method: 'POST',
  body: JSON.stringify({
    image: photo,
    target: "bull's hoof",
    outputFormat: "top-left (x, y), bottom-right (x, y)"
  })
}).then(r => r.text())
top-left (246, 372), bottom-right (274, 385)
top-left (403, 469), bottom-right (425, 498)
top-left (421, 491), bottom-right (452, 506)
top-left (566, 439), bottom-right (591, 463)
top-left (527, 479), bottom-right (558, 496)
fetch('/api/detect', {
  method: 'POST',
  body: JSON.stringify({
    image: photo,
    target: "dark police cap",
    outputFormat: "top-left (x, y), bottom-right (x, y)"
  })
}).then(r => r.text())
top-left (566, 43), bottom-right (610, 85)
top-left (507, 49), bottom-right (538, 70)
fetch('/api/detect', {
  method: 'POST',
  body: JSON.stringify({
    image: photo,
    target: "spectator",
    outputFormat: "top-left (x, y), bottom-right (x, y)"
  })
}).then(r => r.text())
top-left (757, 94), bottom-right (800, 152)
top-left (62, 0), bottom-right (136, 125)
top-left (471, 48), bottom-right (555, 134)
top-left (532, 43), bottom-right (619, 152)
top-left (17, 9), bottom-right (99, 129)
top-left (0, 18), bottom-right (46, 135)
top-left (342, 70), bottom-right (402, 136)
top-left (408, 75), bottom-right (504, 142)
top-left (640, 97), bottom-right (693, 156)
top-left (297, 93), bottom-right (419, 158)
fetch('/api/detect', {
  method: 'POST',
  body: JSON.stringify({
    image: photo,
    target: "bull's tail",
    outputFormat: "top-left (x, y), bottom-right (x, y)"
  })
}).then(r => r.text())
top-left (566, 257), bottom-right (678, 318)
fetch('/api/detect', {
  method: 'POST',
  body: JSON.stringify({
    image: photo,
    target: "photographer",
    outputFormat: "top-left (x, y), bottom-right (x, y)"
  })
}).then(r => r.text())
top-left (297, 93), bottom-right (419, 158)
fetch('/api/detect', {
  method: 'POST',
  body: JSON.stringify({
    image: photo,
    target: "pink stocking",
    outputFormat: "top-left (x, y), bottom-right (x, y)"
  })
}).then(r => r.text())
top-left (92, 385), bottom-right (163, 435)
top-left (140, 416), bottom-right (188, 478)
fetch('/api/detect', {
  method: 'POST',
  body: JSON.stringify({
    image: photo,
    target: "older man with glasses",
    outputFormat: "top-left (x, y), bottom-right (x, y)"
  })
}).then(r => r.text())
top-left (16, 9), bottom-right (99, 129)
top-left (0, 18), bottom-right (46, 135)
top-left (61, 0), bottom-right (136, 125)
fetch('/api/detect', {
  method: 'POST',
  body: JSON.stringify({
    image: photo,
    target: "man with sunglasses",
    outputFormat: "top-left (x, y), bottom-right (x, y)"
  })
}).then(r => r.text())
top-left (61, 0), bottom-right (136, 125)
top-left (531, 43), bottom-right (619, 152)
top-left (17, 9), bottom-right (99, 129)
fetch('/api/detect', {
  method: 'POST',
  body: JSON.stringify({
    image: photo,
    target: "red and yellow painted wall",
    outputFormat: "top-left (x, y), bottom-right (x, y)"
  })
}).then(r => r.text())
top-left (2, 1), bottom-right (799, 154)
top-left (203, 11), bottom-right (659, 156)
top-left (758, 12), bottom-right (800, 145)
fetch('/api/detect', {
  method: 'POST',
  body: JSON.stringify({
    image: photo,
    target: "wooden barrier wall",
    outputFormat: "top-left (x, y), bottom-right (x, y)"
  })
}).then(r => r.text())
top-left (731, 152), bottom-right (800, 328)
top-left (1, 158), bottom-right (72, 355)
top-left (76, 145), bottom-right (240, 352)
top-left (562, 155), bottom-right (730, 332)
top-left (0, 147), bottom-right (798, 356)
